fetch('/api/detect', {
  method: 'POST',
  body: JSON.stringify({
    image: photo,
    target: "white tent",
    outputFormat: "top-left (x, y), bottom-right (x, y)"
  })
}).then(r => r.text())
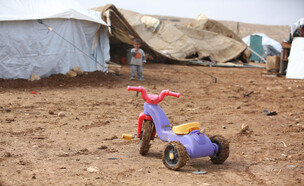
top-left (242, 33), bottom-right (281, 52)
top-left (0, 0), bottom-right (110, 79)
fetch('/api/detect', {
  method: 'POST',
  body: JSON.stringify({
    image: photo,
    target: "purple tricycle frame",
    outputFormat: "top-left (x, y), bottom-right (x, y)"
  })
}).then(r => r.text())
top-left (143, 102), bottom-right (219, 158)
top-left (127, 86), bottom-right (229, 170)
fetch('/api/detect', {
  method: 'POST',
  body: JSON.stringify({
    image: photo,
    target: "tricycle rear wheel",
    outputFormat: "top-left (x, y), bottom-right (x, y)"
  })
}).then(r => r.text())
top-left (139, 120), bottom-right (153, 155)
top-left (210, 135), bottom-right (229, 164)
top-left (162, 141), bottom-right (188, 170)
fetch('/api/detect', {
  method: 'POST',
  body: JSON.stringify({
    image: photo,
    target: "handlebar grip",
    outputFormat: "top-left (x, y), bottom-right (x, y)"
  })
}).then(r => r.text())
top-left (127, 86), bottom-right (140, 91)
top-left (168, 91), bottom-right (180, 98)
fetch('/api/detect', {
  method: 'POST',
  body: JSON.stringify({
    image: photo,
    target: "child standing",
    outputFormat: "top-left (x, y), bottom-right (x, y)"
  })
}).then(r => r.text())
top-left (130, 39), bottom-right (146, 81)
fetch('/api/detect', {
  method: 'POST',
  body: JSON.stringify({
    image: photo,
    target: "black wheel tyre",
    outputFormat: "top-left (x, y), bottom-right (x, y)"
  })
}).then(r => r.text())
top-left (162, 141), bottom-right (188, 170)
top-left (139, 120), bottom-right (153, 155)
top-left (210, 135), bottom-right (230, 164)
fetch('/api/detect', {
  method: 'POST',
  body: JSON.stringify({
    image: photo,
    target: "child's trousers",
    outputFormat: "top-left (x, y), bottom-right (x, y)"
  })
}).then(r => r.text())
top-left (130, 64), bottom-right (143, 80)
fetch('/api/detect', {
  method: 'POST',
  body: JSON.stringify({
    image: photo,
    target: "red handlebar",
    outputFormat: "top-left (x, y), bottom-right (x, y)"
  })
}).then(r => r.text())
top-left (168, 91), bottom-right (180, 98)
top-left (127, 86), bottom-right (180, 104)
top-left (127, 86), bottom-right (141, 92)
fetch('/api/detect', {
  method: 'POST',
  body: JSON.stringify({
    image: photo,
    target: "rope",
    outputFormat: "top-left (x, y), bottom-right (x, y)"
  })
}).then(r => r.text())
top-left (37, 19), bottom-right (111, 68)
top-left (190, 66), bottom-right (217, 83)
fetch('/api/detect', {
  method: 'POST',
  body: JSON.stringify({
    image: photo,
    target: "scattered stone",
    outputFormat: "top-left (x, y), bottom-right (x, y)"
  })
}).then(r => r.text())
top-left (58, 112), bottom-right (65, 117)
top-left (97, 145), bottom-right (108, 150)
top-left (87, 166), bottom-right (99, 173)
top-left (48, 110), bottom-right (55, 115)
top-left (78, 148), bottom-right (90, 154)
top-left (241, 124), bottom-right (249, 132)
top-left (4, 108), bottom-right (12, 112)
top-left (3, 152), bottom-right (12, 157)
top-left (104, 135), bottom-right (118, 140)
top-left (72, 67), bottom-right (83, 75)
top-left (65, 70), bottom-right (77, 78)
top-left (107, 64), bottom-right (121, 75)
top-left (5, 118), bottom-right (15, 122)
top-left (30, 74), bottom-right (41, 81)
top-left (127, 99), bottom-right (133, 103)
top-left (238, 123), bottom-right (252, 136)
top-left (222, 125), bottom-right (226, 129)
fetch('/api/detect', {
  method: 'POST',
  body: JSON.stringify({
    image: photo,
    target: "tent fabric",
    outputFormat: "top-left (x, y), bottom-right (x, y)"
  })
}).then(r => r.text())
top-left (0, 0), bottom-right (110, 79)
top-left (0, 0), bottom-right (107, 25)
top-left (95, 4), bottom-right (247, 64)
top-left (188, 14), bottom-right (243, 43)
top-left (286, 37), bottom-right (304, 79)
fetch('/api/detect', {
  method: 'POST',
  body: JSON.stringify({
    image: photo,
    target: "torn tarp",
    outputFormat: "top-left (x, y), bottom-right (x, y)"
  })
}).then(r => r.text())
top-left (94, 4), bottom-right (248, 64)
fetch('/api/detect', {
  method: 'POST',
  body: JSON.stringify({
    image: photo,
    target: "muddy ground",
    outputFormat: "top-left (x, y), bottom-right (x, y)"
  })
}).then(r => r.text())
top-left (0, 64), bottom-right (303, 185)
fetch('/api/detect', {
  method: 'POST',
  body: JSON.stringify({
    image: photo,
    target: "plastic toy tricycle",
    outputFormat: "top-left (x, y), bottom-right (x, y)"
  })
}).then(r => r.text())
top-left (125, 86), bottom-right (229, 170)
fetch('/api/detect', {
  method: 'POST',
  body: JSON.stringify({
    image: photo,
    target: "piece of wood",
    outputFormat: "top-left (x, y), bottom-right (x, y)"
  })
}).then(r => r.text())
top-left (266, 55), bottom-right (280, 72)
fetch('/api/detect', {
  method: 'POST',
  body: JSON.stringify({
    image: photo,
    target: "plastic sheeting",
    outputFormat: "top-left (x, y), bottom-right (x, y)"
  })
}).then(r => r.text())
top-left (242, 33), bottom-right (281, 53)
top-left (0, 19), bottom-right (110, 79)
top-left (286, 37), bottom-right (304, 79)
top-left (0, 0), bottom-right (107, 25)
top-left (290, 18), bottom-right (304, 39)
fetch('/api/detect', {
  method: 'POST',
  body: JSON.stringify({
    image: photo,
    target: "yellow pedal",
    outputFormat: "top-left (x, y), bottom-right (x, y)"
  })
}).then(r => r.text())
top-left (122, 134), bottom-right (133, 140)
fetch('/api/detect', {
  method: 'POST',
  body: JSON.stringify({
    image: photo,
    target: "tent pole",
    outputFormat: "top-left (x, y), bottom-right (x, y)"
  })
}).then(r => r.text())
top-left (247, 47), bottom-right (266, 63)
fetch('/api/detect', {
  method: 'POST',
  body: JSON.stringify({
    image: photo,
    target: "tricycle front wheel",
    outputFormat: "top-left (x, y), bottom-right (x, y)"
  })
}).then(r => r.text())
top-left (210, 135), bottom-right (230, 164)
top-left (139, 120), bottom-right (153, 155)
top-left (162, 141), bottom-right (188, 170)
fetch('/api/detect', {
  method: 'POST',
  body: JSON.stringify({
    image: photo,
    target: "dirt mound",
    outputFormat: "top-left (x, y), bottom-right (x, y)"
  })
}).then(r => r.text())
top-left (0, 71), bottom-right (119, 90)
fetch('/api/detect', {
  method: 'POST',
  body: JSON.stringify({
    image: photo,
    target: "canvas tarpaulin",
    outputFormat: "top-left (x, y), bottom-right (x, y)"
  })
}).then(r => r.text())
top-left (95, 4), bottom-right (248, 64)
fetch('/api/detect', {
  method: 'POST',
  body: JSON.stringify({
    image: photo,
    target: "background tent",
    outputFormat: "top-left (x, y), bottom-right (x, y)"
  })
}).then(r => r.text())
top-left (242, 33), bottom-right (281, 61)
top-left (0, 0), bottom-right (110, 79)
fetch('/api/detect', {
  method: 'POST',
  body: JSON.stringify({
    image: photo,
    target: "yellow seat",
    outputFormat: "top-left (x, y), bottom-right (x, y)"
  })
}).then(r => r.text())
top-left (172, 122), bottom-right (201, 135)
